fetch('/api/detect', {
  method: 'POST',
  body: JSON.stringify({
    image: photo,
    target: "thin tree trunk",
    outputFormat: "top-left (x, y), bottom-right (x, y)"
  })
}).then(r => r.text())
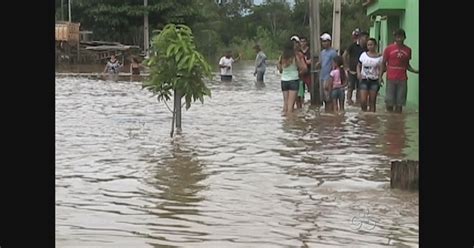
top-left (175, 90), bottom-right (182, 133)
top-left (170, 91), bottom-right (176, 137)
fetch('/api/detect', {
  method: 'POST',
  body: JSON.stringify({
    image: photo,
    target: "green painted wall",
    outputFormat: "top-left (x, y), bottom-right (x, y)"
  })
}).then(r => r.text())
top-left (380, 19), bottom-right (388, 52)
top-left (387, 16), bottom-right (400, 43)
top-left (369, 17), bottom-right (382, 53)
top-left (367, 0), bottom-right (406, 16)
top-left (402, 0), bottom-right (419, 107)
top-left (374, 20), bottom-right (381, 52)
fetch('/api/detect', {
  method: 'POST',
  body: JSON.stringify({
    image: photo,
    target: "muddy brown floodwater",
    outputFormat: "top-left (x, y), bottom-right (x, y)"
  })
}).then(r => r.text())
top-left (56, 61), bottom-right (418, 247)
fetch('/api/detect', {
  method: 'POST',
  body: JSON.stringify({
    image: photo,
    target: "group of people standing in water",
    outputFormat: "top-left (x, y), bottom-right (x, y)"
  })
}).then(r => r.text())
top-left (276, 28), bottom-right (418, 116)
top-left (219, 28), bottom-right (418, 116)
top-left (101, 27), bottom-right (418, 117)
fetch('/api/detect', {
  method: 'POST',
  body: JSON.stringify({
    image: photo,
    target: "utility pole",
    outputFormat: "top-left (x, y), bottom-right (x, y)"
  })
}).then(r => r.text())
top-left (309, 0), bottom-right (321, 106)
top-left (332, 0), bottom-right (341, 52)
top-left (68, 0), bottom-right (71, 22)
top-left (61, 0), bottom-right (64, 21)
top-left (144, 0), bottom-right (150, 57)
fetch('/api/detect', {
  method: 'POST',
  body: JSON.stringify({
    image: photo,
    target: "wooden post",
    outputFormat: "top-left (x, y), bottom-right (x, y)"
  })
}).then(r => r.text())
top-left (68, 0), bottom-right (71, 22)
top-left (390, 160), bottom-right (419, 190)
top-left (144, 0), bottom-right (149, 57)
top-left (61, 0), bottom-right (64, 21)
top-left (332, 0), bottom-right (341, 53)
top-left (309, 0), bottom-right (321, 106)
top-left (77, 39), bottom-right (80, 63)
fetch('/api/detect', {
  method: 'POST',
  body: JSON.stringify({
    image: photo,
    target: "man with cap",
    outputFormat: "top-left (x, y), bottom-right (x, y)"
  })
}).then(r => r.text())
top-left (290, 35), bottom-right (300, 43)
top-left (351, 28), bottom-right (360, 43)
top-left (343, 29), bottom-right (369, 105)
top-left (315, 32), bottom-right (338, 111)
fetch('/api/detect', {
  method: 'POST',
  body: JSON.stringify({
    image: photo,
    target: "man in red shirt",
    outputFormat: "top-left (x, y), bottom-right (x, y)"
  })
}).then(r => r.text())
top-left (380, 29), bottom-right (419, 113)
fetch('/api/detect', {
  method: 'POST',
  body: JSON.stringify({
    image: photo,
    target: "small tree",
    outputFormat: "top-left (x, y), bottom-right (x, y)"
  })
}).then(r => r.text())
top-left (143, 24), bottom-right (212, 137)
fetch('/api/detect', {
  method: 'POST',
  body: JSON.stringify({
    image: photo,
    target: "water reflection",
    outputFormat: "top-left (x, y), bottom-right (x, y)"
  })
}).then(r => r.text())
top-left (382, 115), bottom-right (407, 159)
top-left (142, 138), bottom-right (210, 247)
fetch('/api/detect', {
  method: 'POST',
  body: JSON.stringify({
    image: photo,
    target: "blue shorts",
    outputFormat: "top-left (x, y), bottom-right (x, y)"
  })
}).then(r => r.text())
top-left (359, 79), bottom-right (380, 91)
top-left (281, 80), bottom-right (299, 91)
top-left (330, 87), bottom-right (345, 102)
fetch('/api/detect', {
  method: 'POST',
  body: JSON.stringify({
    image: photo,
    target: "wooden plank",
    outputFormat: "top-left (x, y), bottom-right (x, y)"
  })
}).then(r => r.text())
top-left (85, 45), bottom-right (140, 51)
top-left (390, 160), bottom-right (419, 190)
top-left (55, 22), bottom-right (80, 42)
top-left (80, 41), bottom-right (123, 46)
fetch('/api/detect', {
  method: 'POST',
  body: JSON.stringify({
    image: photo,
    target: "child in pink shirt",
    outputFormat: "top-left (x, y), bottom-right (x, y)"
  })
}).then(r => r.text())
top-left (325, 56), bottom-right (348, 112)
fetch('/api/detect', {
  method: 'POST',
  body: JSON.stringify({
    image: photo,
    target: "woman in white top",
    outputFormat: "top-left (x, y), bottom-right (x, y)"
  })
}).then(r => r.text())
top-left (357, 38), bottom-right (382, 112)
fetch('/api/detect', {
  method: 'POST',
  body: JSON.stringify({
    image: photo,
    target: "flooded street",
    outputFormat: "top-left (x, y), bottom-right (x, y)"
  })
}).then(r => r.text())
top-left (56, 62), bottom-right (419, 247)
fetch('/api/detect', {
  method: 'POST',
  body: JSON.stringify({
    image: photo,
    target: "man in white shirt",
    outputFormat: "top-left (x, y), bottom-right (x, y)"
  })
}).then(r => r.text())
top-left (219, 51), bottom-right (240, 81)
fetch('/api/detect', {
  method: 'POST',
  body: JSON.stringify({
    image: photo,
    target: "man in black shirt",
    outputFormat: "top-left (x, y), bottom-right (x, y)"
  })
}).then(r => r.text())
top-left (343, 30), bottom-right (368, 105)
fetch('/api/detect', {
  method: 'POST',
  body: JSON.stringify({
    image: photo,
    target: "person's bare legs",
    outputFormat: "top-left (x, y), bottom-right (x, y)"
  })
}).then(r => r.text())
top-left (287, 90), bottom-right (298, 114)
top-left (360, 90), bottom-right (368, 111)
top-left (324, 101), bottom-right (330, 112)
top-left (325, 100), bottom-right (333, 113)
top-left (333, 99), bottom-right (338, 113)
top-left (296, 97), bottom-right (302, 109)
top-left (355, 88), bottom-right (360, 105)
top-left (340, 95), bottom-right (345, 112)
top-left (374, 86), bottom-right (380, 112)
top-left (296, 81), bottom-right (304, 109)
top-left (308, 90), bottom-right (313, 104)
top-left (347, 87), bottom-right (354, 105)
top-left (347, 74), bottom-right (355, 105)
top-left (282, 91), bottom-right (289, 115)
top-left (368, 90), bottom-right (377, 112)
top-left (395, 106), bottom-right (403, 113)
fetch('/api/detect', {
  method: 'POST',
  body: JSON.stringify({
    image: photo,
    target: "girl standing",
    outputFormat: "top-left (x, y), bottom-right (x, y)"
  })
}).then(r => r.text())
top-left (357, 38), bottom-right (383, 112)
top-left (277, 41), bottom-right (307, 116)
top-left (325, 56), bottom-right (347, 113)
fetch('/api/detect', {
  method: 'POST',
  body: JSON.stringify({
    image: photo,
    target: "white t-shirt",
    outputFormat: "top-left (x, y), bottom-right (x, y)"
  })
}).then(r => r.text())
top-left (219, 56), bottom-right (234, 76)
top-left (359, 52), bottom-right (382, 80)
